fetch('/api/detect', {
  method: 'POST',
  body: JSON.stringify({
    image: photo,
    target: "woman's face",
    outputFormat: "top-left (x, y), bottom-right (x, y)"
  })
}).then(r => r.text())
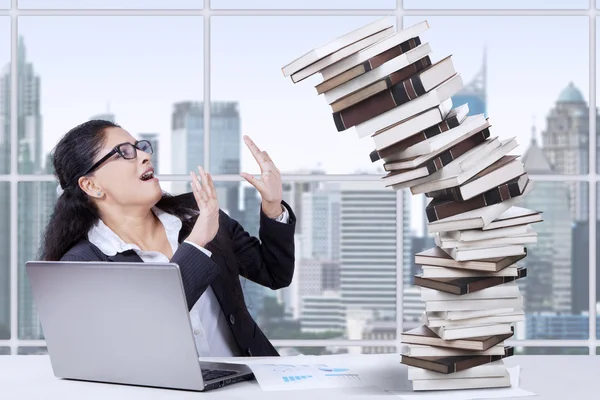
top-left (81, 127), bottom-right (162, 208)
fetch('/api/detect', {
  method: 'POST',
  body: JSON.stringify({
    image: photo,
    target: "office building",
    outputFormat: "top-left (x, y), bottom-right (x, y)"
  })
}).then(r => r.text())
top-left (451, 48), bottom-right (486, 117)
top-left (339, 182), bottom-right (397, 321)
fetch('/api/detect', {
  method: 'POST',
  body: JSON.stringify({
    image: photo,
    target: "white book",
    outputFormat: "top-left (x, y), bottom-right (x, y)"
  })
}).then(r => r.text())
top-left (424, 310), bottom-right (525, 328)
top-left (412, 372), bottom-right (510, 391)
top-left (437, 228), bottom-right (537, 249)
top-left (437, 242), bottom-right (526, 262)
top-left (373, 101), bottom-right (459, 152)
top-left (407, 360), bottom-right (507, 380)
top-left (424, 297), bottom-right (523, 312)
top-left (446, 223), bottom-right (532, 242)
top-left (408, 137), bottom-right (518, 195)
top-left (426, 184), bottom-right (533, 234)
top-left (320, 20), bottom-right (430, 80)
top-left (354, 73), bottom-right (464, 139)
top-left (402, 344), bottom-right (506, 358)
top-left (433, 308), bottom-right (520, 321)
top-left (282, 17), bottom-right (394, 77)
top-left (324, 43), bottom-right (432, 104)
top-left (430, 323), bottom-right (514, 340)
top-left (483, 206), bottom-right (543, 231)
top-left (381, 115), bottom-right (488, 170)
top-left (389, 137), bottom-right (500, 190)
top-left (291, 27), bottom-right (394, 83)
top-left (420, 265), bottom-right (519, 278)
top-left (420, 281), bottom-right (520, 302)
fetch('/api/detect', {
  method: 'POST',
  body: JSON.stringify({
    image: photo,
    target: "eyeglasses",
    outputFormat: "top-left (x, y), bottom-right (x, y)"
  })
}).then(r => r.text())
top-left (83, 140), bottom-right (153, 176)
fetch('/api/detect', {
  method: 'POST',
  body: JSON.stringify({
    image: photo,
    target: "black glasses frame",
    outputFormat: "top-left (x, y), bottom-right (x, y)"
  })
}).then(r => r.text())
top-left (82, 140), bottom-right (153, 176)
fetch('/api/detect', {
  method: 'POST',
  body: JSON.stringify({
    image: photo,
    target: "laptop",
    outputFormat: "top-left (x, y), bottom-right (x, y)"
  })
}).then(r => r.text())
top-left (25, 261), bottom-right (255, 391)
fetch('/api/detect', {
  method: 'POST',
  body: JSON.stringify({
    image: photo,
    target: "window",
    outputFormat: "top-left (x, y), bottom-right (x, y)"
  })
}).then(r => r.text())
top-left (1, 1), bottom-right (597, 357)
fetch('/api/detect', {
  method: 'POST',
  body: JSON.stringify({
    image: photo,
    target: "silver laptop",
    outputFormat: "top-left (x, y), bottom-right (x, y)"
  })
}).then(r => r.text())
top-left (25, 261), bottom-right (254, 391)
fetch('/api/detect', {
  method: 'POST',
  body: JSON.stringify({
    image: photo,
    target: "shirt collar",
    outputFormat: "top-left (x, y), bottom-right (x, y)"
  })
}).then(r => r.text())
top-left (87, 207), bottom-right (183, 256)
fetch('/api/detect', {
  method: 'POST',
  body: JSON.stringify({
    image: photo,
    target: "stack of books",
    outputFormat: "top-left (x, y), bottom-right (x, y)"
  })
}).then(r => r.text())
top-left (282, 17), bottom-right (543, 392)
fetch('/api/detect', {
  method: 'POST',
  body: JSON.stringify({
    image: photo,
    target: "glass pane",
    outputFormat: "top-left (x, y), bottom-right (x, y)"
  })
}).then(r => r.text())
top-left (20, 0), bottom-right (202, 9)
top-left (409, 178), bottom-right (587, 340)
top-left (515, 347), bottom-right (588, 355)
top-left (19, 16), bottom-right (203, 175)
top-left (404, 16), bottom-right (588, 175)
top-left (18, 182), bottom-right (56, 340)
top-left (167, 180), bottom-right (398, 340)
top-left (212, 0), bottom-right (395, 8)
top-left (404, 0), bottom-right (587, 9)
top-left (17, 346), bottom-right (47, 355)
top-left (0, 17), bottom-right (9, 174)
top-left (211, 16), bottom-right (394, 175)
top-left (0, 347), bottom-right (10, 355)
top-left (0, 182), bottom-right (9, 340)
top-left (275, 346), bottom-right (396, 356)
top-left (0, 1), bottom-right (7, 9)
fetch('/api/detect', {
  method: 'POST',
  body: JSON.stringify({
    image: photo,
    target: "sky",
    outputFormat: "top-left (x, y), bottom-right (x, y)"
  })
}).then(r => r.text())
top-left (0, 12), bottom-right (594, 232)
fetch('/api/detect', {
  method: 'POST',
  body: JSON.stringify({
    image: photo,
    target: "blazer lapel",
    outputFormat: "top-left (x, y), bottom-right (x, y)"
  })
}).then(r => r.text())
top-left (106, 249), bottom-right (144, 263)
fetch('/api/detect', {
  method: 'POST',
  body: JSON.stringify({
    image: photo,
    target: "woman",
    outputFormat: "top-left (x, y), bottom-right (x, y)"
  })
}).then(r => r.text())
top-left (39, 119), bottom-right (296, 358)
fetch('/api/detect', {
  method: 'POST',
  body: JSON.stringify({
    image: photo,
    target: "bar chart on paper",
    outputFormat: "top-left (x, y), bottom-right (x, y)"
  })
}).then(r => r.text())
top-left (250, 363), bottom-right (365, 391)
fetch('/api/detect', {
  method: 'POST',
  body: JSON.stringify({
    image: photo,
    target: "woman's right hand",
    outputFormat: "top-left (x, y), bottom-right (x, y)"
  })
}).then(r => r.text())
top-left (187, 166), bottom-right (219, 248)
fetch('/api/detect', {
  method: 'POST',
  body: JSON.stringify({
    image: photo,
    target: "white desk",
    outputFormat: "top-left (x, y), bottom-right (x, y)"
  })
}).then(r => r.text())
top-left (0, 354), bottom-right (596, 399)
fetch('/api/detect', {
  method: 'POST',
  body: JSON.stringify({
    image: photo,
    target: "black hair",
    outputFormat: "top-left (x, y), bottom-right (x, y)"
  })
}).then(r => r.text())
top-left (39, 119), bottom-right (199, 261)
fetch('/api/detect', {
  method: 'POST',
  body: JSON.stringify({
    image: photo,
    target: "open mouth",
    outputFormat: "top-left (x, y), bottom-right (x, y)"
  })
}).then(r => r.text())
top-left (140, 170), bottom-right (155, 181)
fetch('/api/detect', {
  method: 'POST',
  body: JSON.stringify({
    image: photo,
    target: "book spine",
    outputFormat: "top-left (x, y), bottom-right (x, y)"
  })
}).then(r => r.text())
top-left (422, 128), bottom-right (490, 176)
top-left (375, 109), bottom-right (464, 160)
top-left (466, 268), bottom-right (527, 292)
top-left (428, 172), bottom-right (526, 203)
top-left (426, 195), bottom-right (489, 223)
top-left (333, 56), bottom-right (432, 131)
top-left (364, 37), bottom-right (421, 72)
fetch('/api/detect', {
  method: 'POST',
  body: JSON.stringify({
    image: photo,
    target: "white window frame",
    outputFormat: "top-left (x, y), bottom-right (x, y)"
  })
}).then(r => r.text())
top-left (0, 0), bottom-right (597, 355)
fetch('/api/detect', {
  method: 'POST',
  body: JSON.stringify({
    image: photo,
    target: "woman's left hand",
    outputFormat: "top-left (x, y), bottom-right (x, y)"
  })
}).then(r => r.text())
top-left (240, 135), bottom-right (283, 219)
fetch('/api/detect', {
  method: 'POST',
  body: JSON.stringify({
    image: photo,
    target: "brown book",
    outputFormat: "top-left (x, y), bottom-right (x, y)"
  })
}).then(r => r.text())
top-left (369, 104), bottom-right (467, 162)
top-left (315, 37), bottom-right (422, 95)
top-left (415, 247), bottom-right (526, 272)
top-left (401, 346), bottom-right (514, 374)
top-left (401, 326), bottom-right (514, 351)
top-left (332, 56), bottom-right (432, 129)
top-left (425, 174), bottom-right (530, 222)
top-left (425, 155), bottom-right (522, 201)
top-left (414, 267), bottom-right (527, 295)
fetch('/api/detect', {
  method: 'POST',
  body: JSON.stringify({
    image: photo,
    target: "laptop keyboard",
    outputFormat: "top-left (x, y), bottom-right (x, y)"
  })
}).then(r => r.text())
top-left (202, 368), bottom-right (237, 381)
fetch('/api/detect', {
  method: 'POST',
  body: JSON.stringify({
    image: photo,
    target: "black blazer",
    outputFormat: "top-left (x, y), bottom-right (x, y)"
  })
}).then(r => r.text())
top-left (60, 192), bottom-right (296, 357)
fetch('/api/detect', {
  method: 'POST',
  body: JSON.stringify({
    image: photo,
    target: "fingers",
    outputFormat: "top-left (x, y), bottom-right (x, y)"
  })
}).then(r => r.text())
top-left (240, 172), bottom-right (263, 191)
top-left (190, 171), bottom-right (208, 204)
top-left (198, 166), bottom-right (215, 199)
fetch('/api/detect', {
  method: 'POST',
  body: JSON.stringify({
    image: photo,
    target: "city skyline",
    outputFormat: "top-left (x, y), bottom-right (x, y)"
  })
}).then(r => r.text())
top-left (0, 16), bottom-right (587, 178)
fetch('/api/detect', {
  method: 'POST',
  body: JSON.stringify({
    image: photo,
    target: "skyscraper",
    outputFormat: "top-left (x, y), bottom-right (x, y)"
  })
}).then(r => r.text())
top-left (451, 48), bottom-right (486, 117)
top-left (521, 130), bottom-right (572, 314)
top-left (0, 38), bottom-right (46, 340)
top-left (339, 182), bottom-right (397, 321)
top-left (540, 82), bottom-right (599, 222)
top-left (170, 101), bottom-right (241, 220)
top-left (138, 133), bottom-right (159, 174)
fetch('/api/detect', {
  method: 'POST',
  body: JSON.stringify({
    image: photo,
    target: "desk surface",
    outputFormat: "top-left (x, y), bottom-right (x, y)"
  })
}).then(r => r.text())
top-left (0, 354), bottom-right (596, 399)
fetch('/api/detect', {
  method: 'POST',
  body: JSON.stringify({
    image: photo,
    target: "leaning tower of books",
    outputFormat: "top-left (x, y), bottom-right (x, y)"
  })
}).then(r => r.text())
top-left (283, 18), bottom-right (542, 392)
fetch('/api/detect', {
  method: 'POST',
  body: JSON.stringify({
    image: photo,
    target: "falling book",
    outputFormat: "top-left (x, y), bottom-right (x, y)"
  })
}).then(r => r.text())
top-left (316, 36), bottom-right (422, 94)
top-left (400, 346), bottom-right (515, 373)
top-left (436, 226), bottom-right (537, 249)
top-left (424, 310), bottom-right (525, 328)
top-left (414, 246), bottom-right (526, 272)
top-left (332, 55), bottom-right (433, 126)
top-left (402, 344), bottom-right (507, 358)
top-left (291, 27), bottom-right (395, 83)
top-left (400, 325), bottom-right (514, 351)
top-left (282, 16), bottom-right (394, 77)
top-left (424, 174), bottom-right (530, 222)
top-left (481, 206), bottom-right (543, 231)
top-left (319, 20), bottom-right (430, 81)
top-left (413, 267), bottom-right (527, 295)
top-left (369, 103), bottom-right (469, 161)
top-left (445, 222), bottom-right (533, 242)
top-left (324, 43), bottom-right (432, 105)
top-left (354, 73), bottom-right (464, 138)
